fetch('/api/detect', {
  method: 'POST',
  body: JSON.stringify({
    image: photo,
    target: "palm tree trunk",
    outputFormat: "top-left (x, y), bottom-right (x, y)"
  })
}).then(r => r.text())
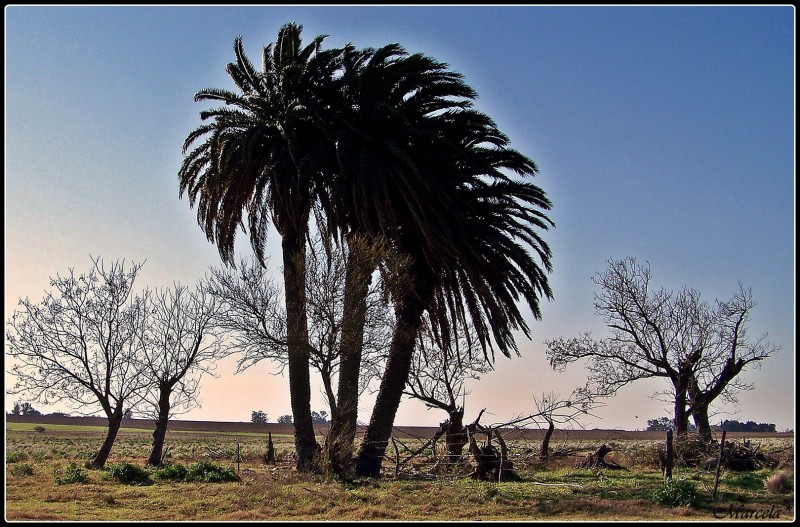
top-left (355, 269), bottom-right (435, 477)
top-left (91, 409), bottom-right (123, 469)
top-left (283, 233), bottom-right (317, 471)
top-left (147, 386), bottom-right (172, 466)
top-left (327, 237), bottom-right (377, 474)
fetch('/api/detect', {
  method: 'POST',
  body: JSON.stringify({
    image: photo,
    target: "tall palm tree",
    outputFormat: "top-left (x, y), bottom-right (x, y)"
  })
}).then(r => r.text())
top-left (316, 44), bottom-right (485, 473)
top-left (351, 105), bottom-right (555, 477)
top-left (178, 23), bottom-right (339, 470)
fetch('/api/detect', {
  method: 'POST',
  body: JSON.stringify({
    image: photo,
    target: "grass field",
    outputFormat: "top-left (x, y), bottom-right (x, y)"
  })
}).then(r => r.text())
top-left (4, 416), bottom-right (795, 521)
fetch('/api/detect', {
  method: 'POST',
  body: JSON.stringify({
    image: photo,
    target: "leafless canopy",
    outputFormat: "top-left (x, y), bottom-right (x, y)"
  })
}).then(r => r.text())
top-left (545, 257), bottom-right (777, 432)
top-left (6, 256), bottom-right (150, 417)
top-left (138, 283), bottom-right (224, 419)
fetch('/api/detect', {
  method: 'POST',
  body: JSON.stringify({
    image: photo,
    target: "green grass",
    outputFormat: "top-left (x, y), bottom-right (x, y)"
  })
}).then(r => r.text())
top-left (6, 422), bottom-right (150, 434)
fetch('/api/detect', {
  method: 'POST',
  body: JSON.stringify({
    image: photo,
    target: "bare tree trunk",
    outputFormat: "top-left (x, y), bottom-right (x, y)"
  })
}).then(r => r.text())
top-left (327, 236), bottom-right (376, 474)
top-left (692, 404), bottom-right (714, 444)
top-left (283, 233), bottom-right (317, 471)
top-left (91, 411), bottom-right (123, 469)
top-left (673, 385), bottom-right (689, 436)
top-left (445, 409), bottom-right (467, 464)
top-left (539, 420), bottom-right (555, 459)
top-left (147, 386), bottom-right (172, 466)
top-left (355, 269), bottom-right (434, 477)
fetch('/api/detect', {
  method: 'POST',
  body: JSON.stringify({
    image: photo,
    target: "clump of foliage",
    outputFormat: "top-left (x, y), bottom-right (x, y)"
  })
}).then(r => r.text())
top-left (6, 451), bottom-right (26, 463)
top-left (11, 463), bottom-right (35, 477)
top-left (151, 462), bottom-right (189, 482)
top-left (33, 426), bottom-right (46, 433)
top-left (185, 461), bottom-right (239, 483)
top-left (765, 472), bottom-right (791, 494)
top-left (651, 477), bottom-right (700, 507)
top-left (105, 462), bottom-right (152, 485)
top-left (54, 462), bottom-right (89, 485)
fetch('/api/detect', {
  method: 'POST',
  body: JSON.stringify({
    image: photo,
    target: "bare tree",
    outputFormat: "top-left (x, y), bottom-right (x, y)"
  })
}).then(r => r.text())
top-left (206, 235), bottom-right (393, 473)
top-left (687, 286), bottom-right (777, 442)
top-left (6, 257), bottom-right (150, 468)
top-left (531, 389), bottom-right (596, 459)
top-left (139, 283), bottom-right (223, 466)
top-left (404, 320), bottom-right (492, 464)
top-left (545, 257), bottom-right (777, 437)
top-left (205, 244), bottom-right (391, 412)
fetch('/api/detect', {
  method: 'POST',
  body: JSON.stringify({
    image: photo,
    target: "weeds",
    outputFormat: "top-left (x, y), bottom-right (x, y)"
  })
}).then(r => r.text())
top-left (651, 477), bottom-right (699, 507)
top-left (185, 461), bottom-right (240, 483)
top-left (105, 462), bottom-right (153, 485)
top-left (10, 463), bottom-right (35, 477)
top-left (151, 462), bottom-right (189, 482)
top-left (54, 462), bottom-right (89, 485)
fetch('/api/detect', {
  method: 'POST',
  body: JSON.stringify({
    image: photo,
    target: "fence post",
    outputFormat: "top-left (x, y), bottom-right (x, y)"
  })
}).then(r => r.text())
top-left (237, 443), bottom-right (240, 472)
top-left (712, 430), bottom-right (727, 500)
top-left (664, 430), bottom-right (673, 482)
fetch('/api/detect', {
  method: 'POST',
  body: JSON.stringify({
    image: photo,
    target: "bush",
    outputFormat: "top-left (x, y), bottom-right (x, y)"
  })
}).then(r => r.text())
top-left (6, 451), bottom-right (26, 463)
top-left (33, 426), bottom-right (46, 433)
top-left (765, 472), bottom-right (791, 494)
top-left (185, 461), bottom-right (240, 483)
top-left (651, 477), bottom-right (699, 507)
top-left (105, 463), bottom-right (152, 485)
top-left (54, 462), bottom-right (89, 485)
top-left (151, 462), bottom-right (188, 482)
top-left (11, 463), bottom-right (35, 477)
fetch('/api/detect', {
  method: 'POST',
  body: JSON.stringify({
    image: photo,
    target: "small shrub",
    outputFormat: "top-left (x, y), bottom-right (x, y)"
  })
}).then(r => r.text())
top-left (11, 463), bottom-right (35, 477)
top-left (54, 462), bottom-right (89, 485)
top-left (651, 477), bottom-right (699, 507)
top-left (105, 463), bottom-right (152, 485)
top-left (151, 462), bottom-right (188, 482)
top-left (6, 451), bottom-right (26, 463)
top-left (185, 461), bottom-right (240, 483)
top-left (33, 426), bottom-right (46, 433)
top-left (765, 472), bottom-right (791, 494)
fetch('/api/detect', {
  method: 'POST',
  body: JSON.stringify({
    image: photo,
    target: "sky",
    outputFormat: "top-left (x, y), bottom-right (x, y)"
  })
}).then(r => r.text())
top-left (4, 5), bottom-right (795, 432)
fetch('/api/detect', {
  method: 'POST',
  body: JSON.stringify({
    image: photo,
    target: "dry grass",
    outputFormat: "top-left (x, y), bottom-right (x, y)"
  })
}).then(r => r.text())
top-left (5, 419), bottom-right (795, 521)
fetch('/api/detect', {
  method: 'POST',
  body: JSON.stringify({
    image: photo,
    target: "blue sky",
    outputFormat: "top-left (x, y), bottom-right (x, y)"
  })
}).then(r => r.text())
top-left (5, 5), bottom-right (795, 431)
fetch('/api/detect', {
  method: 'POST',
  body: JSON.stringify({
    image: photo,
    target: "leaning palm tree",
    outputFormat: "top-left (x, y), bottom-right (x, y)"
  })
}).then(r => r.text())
top-left (178, 23), bottom-right (340, 470)
top-left (315, 44), bottom-right (484, 473)
top-left (352, 105), bottom-right (555, 477)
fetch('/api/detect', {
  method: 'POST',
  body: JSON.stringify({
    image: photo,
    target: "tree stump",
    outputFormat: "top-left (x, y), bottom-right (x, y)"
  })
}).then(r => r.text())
top-left (576, 444), bottom-right (624, 470)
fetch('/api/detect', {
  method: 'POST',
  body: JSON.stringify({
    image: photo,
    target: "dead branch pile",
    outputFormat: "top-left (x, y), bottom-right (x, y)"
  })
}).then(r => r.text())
top-left (701, 440), bottom-right (778, 471)
top-left (464, 411), bottom-right (519, 481)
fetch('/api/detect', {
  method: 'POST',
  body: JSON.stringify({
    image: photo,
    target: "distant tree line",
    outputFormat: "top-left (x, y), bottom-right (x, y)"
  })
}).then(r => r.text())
top-left (719, 420), bottom-right (777, 433)
top-left (646, 416), bottom-right (776, 433)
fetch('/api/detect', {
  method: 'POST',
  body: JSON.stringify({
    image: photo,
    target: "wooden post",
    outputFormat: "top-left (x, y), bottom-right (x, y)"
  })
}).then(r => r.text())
top-left (664, 430), bottom-right (673, 482)
top-left (712, 430), bottom-right (727, 501)
top-left (237, 443), bottom-right (240, 472)
top-left (266, 432), bottom-right (275, 464)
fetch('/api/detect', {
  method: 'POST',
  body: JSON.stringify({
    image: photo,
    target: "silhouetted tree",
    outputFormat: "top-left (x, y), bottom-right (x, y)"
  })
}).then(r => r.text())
top-left (180, 23), bottom-right (338, 470)
top-left (277, 415), bottom-right (293, 424)
top-left (140, 283), bottom-right (223, 466)
top-left (546, 258), bottom-right (777, 438)
top-left (251, 411), bottom-right (269, 424)
top-left (404, 321), bottom-right (492, 464)
top-left (6, 257), bottom-right (150, 468)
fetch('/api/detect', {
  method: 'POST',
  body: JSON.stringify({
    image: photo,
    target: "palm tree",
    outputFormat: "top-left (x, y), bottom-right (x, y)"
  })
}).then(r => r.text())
top-left (178, 23), bottom-right (339, 470)
top-left (316, 44), bottom-right (485, 473)
top-left (351, 106), bottom-right (555, 477)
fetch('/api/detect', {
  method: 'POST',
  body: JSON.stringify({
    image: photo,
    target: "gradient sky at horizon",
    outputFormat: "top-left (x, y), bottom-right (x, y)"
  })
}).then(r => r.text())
top-left (5, 5), bottom-right (795, 431)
